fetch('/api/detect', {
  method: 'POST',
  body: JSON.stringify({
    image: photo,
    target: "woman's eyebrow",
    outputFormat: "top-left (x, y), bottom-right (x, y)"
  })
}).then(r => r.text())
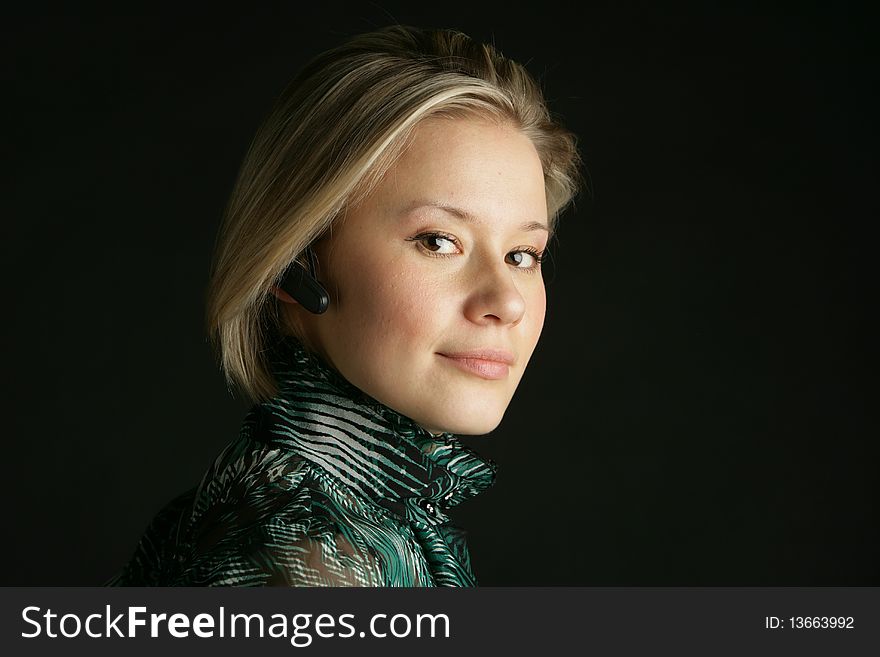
top-left (401, 199), bottom-right (549, 233)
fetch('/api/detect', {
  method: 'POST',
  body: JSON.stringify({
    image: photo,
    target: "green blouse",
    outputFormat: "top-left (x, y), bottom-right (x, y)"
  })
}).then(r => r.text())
top-left (106, 335), bottom-right (497, 586)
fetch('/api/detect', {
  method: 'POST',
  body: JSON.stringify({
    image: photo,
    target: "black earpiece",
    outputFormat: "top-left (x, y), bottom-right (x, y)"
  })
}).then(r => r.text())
top-left (278, 246), bottom-right (329, 314)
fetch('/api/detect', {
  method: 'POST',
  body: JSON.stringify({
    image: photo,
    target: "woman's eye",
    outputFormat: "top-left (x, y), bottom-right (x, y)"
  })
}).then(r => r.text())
top-left (411, 233), bottom-right (459, 255)
top-left (506, 250), bottom-right (543, 269)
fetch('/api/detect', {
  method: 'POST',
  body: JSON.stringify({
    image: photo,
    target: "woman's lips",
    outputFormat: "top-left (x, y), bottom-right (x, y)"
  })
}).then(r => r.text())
top-left (438, 354), bottom-right (510, 380)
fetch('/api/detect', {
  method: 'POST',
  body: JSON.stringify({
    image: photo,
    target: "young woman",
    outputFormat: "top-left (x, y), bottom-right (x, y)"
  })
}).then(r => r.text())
top-left (107, 24), bottom-right (581, 587)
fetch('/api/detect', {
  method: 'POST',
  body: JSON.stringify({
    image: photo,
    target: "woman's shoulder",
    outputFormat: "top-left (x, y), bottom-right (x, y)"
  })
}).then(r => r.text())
top-left (108, 421), bottom-right (389, 586)
top-left (105, 431), bottom-right (315, 585)
top-left (176, 436), bottom-right (389, 585)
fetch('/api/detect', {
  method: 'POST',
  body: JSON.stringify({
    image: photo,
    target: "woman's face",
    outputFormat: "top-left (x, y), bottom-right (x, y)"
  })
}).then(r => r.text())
top-left (277, 116), bottom-right (549, 435)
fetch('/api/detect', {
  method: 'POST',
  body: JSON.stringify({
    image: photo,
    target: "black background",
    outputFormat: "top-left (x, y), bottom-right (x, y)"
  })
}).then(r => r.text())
top-left (4, 1), bottom-right (875, 585)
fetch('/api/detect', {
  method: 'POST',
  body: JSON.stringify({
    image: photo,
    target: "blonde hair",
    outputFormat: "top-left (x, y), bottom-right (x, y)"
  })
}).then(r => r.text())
top-left (205, 25), bottom-right (584, 403)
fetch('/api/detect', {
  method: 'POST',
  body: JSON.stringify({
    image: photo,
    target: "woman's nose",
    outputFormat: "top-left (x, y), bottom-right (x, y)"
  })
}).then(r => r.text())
top-left (462, 259), bottom-right (527, 326)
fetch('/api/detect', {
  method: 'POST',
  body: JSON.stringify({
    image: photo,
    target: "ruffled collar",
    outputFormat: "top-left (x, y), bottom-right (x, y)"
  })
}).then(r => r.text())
top-left (249, 334), bottom-right (498, 524)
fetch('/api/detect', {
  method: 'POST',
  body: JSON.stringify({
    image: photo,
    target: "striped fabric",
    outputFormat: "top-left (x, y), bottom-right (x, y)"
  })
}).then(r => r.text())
top-left (105, 334), bottom-right (497, 587)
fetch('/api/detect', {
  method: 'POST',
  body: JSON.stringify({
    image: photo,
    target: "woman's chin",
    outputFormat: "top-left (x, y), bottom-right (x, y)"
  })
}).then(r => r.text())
top-left (419, 411), bottom-right (505, 437)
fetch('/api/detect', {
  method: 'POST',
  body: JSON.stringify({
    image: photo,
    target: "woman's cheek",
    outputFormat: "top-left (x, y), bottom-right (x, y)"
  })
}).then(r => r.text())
top-left (534, 284), bottom-right (547, 320)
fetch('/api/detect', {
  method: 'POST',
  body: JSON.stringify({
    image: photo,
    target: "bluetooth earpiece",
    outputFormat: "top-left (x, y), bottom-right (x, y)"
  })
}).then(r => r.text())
top-left (278, 245), bottom-right (329, 314)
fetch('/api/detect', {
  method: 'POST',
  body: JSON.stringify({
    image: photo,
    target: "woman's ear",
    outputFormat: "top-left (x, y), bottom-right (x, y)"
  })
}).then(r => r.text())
top-left (270, 285), bottom-right (299, 304)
